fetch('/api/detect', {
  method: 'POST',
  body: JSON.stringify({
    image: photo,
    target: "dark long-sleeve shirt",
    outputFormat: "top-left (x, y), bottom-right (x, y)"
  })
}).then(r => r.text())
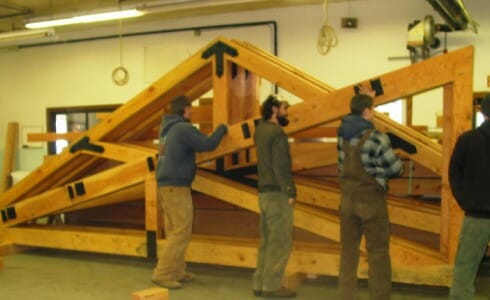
top-left (254, 120), bottom-right (296, 198)
top-left (449, 119), bottom-right (490, 218)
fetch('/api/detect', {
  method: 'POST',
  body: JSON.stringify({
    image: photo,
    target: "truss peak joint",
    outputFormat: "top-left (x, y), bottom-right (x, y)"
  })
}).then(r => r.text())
top-left (201, 41), bottom-right (238, 78)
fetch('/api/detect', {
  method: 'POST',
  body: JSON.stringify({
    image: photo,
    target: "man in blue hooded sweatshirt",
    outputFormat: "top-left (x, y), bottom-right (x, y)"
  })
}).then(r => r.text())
top-left (152, 95), bottom-right (228, 289)
top-left (337, 92), bottom-right (404, 300)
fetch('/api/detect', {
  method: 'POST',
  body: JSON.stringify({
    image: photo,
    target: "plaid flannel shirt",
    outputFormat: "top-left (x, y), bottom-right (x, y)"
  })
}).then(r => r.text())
top-left (337, 129), bottom-right (404, 189)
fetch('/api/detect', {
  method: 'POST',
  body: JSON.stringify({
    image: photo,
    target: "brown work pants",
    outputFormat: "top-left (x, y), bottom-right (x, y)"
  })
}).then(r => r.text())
top-left (338, 185), bottom-right (391, 300)
top-left (152, 186), bottom-right (193, 281)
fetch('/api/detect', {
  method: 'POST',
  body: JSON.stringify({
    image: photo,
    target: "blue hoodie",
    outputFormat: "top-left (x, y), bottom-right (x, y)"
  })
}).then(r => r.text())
top-left (156, 114), bottom-right (227, 187)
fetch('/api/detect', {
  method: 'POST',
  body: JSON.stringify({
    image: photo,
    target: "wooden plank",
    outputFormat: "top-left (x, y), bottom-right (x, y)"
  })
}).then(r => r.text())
top-left (7, 226), bottom-right (146, 256)
top-left (58, 184), bottom-right (144, 213)
top-left (27, 132), bottom-right (83, 142)
top-left (0, 39), bottom-right (214, 207)
top-left (294, 178), bottom-right (440, 234)
top-left (197, 46), bottom-right (474, 163)
top-left (193, 170), bottom-right (445, 266)
top-left (0, 240), bottom-right (12, 256)
top-left (6, 225), bottom-right (451, 286)
top-left (374, 112), bottom-right (442, 175)
top-left (191, 105), bottom-right (212, 124)
top-left (237, 40), bottom-right (336, 93)
top-left (292, 126), bottom-right (338, 139)
top-left (440, 48), bottom-right (474, 263)
top-left (132, 287), bottom-right (168, 300)
top-left (1, 122), bottom-right (19, 193)
top-left (115, 65), bottom-right (213, 142)
top-left (291, 142), bottom-right (337, 171)
top-left (79, 142), bottom-right (156, 162)
top-left (231, 39), bottom-right (334, 97)
top-left (0, 158), bottom-right (153, 228)
top-left (406, 96), bottom-right (413, 126)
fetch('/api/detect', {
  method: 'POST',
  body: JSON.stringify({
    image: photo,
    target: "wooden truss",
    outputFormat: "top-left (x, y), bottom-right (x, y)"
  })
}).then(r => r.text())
top-left (0, 37), bottom-right (473, 287)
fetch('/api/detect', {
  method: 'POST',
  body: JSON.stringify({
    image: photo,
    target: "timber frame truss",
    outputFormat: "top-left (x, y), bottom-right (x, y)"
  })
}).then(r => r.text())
top-left (0, 37), bottom-right (473, 286)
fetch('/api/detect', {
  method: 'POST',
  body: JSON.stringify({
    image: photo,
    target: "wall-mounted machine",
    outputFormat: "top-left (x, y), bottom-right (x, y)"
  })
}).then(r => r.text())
top-left (406, 0), bottom-right (477, 63)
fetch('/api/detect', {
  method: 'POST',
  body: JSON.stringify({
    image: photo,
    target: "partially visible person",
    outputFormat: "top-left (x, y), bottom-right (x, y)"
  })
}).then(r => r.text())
top-left (337, 92), bottom-right (404, 300)
top-left (152, 95), bottom-right (228, 289)
top-left (253, 95), bottom-right (296, 298)
top-left (448, 95), bottom-right (490, 300)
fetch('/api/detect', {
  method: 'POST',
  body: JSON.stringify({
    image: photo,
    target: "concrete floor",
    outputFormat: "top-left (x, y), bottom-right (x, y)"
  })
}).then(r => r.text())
top-left (1, 249), bottom-right (489, 300)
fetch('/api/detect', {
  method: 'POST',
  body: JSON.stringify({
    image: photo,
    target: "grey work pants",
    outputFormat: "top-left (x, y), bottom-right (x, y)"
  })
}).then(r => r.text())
top-left (449, 215), bottom-right (490, 300)
top-left (253, 192), bottom-right (294, 292)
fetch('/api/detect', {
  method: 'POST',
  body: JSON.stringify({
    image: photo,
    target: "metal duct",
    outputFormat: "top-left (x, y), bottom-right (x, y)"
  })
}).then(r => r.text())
top-left (425, 0), bottom-right (478, 33)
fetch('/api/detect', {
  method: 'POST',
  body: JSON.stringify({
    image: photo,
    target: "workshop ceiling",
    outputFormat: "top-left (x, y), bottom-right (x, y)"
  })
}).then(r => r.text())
top-left (0, 0), bottom-right (352, 33)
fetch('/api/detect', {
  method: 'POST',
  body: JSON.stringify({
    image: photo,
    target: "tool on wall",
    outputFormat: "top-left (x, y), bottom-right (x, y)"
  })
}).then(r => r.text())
top-left (317, 0), bottom-right (337, 55)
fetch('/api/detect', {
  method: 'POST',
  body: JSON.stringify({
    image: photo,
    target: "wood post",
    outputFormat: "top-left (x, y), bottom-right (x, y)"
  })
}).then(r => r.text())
top-left (1, 122), bottom-right (19, 193)
top-left (440, 47), bottom-right (474, 263)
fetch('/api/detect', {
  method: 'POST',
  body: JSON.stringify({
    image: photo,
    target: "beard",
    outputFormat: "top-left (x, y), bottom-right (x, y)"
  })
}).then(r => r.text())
top-left (277, 115), bottom-right (290, 127)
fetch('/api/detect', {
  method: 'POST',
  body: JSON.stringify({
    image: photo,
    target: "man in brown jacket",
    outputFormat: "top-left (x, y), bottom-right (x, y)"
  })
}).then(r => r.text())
top-left (253, 95), bottom-right (296, 298)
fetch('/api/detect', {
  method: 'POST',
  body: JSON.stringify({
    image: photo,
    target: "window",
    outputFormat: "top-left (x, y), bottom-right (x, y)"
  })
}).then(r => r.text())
top-left (47, 104), bottom-right (120, 154)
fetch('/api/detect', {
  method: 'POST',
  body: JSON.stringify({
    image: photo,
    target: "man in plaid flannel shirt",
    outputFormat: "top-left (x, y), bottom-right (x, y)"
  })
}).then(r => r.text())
top-left (337, 92), bottom-right (404, 300)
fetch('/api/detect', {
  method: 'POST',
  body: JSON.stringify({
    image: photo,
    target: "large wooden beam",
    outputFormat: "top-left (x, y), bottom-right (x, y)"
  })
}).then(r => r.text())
top-left (440, 48), bottom-right (474, 263)
top-left (79, 142), bottom-right (156, 162)
top-left (197, 46), bottom-right (474, 164)
top-left (295, 178), bottom-right (440, 234)
top-left (145, 173), bottom-right (161, 238)
top-left (0, 40), bottom-right (214, 207)
top-left (1, 122), bottom-right (19, 193)
top-left (6, 225), bottom-right (451, 286)
top-left (192, 170), bottom-right (445, 266)
top-left (0, 158), bottom-right (153, 228)
top-left (374, 112), bottom-right (442, 175)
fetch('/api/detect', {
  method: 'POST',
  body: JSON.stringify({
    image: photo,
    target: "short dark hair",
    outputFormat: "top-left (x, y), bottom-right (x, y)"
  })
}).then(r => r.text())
top-left (261, 95), bottom-right (282, 120)
top-left (170, 95), bottom-right (191, 116)
top-left (350, 94), bottom-right (373, 115)
top-left (481, 95), bottom-right (490, 118)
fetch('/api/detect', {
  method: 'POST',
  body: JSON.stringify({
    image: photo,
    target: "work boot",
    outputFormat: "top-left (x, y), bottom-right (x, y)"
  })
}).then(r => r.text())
top-left (262, 286), bottom-right (296, 298)
top-left (151, 278), bottom-right (182, 289)
top-left (178, 273), bottom-right (195, 283)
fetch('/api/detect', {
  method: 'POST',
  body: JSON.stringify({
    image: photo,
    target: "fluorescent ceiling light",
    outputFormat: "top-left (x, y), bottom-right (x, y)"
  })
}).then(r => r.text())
top-left (0, 28), bottom-right (57, 47)
top-left (25, 9), bottom-right (144, 29)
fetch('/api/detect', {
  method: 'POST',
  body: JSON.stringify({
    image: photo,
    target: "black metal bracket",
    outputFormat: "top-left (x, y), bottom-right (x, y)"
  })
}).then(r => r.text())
top-left (386, 132), bottom-right (417, 154)
top-left (1, 206), bottom-right (17, 222)
top-left (241, 122), bottom-right (251, 139)
top-left (70, 136), bottom-right (104, 154)
top-left (201, 41), bottom-right (238, 78)
top-left (74, 182), bottom-right (86, 196)
top-left (147, 156), bottom-right (155, 172)
top-left (146, 230), bottom-right (157, 259)
top-left (67, 185), bottom-right (75, 199)
top-left (370, 78), bottom-right (384, 96)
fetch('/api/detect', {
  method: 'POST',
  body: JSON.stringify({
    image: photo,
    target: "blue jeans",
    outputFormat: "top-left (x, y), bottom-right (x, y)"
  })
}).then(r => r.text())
top-left (449, 216), bottom-right (490, 300)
